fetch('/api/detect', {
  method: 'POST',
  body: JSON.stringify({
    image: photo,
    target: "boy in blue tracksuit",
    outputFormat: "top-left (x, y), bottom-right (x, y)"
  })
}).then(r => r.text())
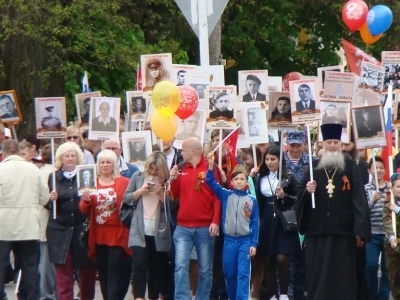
top-left (205, 152), bottom-right (259, 300)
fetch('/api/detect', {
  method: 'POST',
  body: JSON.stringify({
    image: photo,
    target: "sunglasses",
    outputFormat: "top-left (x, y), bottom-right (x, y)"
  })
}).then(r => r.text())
top-left (66, 136), bottom-right (79, 141)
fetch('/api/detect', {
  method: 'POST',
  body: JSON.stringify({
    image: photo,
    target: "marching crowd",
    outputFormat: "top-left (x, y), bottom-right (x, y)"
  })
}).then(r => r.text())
top-left (1, 120), bottom-right (400, 300)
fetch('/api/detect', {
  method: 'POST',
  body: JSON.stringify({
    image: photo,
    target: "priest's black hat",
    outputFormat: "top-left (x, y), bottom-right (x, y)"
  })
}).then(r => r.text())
top-left (320, 123), bottom-right (343, 141)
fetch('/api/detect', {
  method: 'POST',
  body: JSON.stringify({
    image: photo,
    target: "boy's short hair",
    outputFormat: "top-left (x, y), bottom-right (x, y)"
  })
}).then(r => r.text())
top-left (368, 156), bottom-right (385, 169)
top-left (231, 164), bottom-right (248, 179)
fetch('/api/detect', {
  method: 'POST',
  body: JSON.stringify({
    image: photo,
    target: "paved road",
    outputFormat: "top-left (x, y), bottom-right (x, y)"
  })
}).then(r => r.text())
top-left (4, 282), bottom-right (134, 300)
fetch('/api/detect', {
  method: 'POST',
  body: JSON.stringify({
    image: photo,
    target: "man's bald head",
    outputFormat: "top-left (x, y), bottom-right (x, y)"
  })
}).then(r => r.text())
top-left (103, 139), bottom-right (122, 158)
top-left (183, 137), bottom-right (202, 152)
top-left (181, 137), bottom-right (203, 165)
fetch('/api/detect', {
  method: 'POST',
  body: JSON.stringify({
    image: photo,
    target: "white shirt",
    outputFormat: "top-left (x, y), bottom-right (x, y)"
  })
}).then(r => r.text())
top-left (260, 172), bottom-right (279, 197)
top-left (302, 100), bottom-right (310, 108)
top-left (166, 150), bottom-right (175, 169)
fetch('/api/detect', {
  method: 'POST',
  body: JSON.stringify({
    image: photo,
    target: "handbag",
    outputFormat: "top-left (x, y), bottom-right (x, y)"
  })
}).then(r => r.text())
top-left (78, 218), bottom-right (90, 248)
top-left (277, 208), bottom-right (298, 233)
top-left (120, 201), bottom-right (136, 228)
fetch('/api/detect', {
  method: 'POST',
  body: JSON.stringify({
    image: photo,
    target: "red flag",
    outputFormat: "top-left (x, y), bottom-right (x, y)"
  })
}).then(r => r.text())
top-left (341, 39), bottom-right (381, 75)
top-left (223, 127), bottom-right (239, 187)
top-left (135, 64), bottom-right (142, 91)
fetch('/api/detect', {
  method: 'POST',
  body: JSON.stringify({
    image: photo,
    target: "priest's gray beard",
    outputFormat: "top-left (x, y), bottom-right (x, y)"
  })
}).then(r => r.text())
top-left (316, 150), bottom-right (346, 173)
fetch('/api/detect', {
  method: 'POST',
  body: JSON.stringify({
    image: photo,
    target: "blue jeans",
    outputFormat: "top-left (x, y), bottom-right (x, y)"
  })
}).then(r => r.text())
top-left (173, 226), bottom-right (215, 300)
top-left (365, 234), bottom-right (390, 300)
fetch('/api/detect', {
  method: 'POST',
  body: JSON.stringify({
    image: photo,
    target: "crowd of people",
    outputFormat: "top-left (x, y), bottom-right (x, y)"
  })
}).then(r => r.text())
top-left (1, 119), bottom-right (400, 300)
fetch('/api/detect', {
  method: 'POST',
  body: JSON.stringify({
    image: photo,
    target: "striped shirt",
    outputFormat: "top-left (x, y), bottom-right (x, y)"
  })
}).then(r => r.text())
top-left (364, 181), bottom-right (390, 235)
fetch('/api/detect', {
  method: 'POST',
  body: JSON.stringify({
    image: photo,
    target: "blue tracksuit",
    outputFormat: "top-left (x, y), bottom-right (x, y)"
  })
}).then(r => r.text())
top-left (206, 170), bottom-right (259, 300)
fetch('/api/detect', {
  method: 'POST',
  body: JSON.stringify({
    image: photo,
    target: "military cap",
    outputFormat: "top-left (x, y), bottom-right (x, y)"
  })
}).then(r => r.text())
top-left (147, 59), bottom-right (161, 69)
top-left (286, 130), bottom-right (305, 145)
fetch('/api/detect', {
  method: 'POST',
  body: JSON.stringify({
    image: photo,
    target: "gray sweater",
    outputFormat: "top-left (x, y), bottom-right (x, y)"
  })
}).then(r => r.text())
top-left (123, 171), bottom-right (171, 251)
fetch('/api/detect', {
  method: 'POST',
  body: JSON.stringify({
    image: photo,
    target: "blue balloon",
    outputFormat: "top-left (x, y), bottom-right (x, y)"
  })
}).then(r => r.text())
top-left (367, 5), bottom-right (393, 35)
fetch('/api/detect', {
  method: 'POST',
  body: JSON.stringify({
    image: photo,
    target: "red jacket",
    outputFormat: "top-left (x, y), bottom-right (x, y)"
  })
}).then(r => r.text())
top-left (79, 176), bottom-right (131, 259)
top-left (170, 157), bottom-right (221, 227)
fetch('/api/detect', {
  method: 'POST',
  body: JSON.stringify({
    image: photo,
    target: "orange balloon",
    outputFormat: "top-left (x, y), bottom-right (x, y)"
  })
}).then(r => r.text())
top-left (360, 22), bottom-right (382, 45)
top-left (150, 110), bottom-right (178, 142)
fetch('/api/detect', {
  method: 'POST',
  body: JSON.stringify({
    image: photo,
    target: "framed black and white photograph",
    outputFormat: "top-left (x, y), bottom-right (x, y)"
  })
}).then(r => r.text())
top-left (173, 109), bottom-right (206, 149)
top-left (206, 86), bottom-right (237, 130)
top-left (89, 97), bottom-right (120, 140)
top-left (76, 164), bottom-right (97, 196)
top-left (238, 70), bottom-right (268, 102)
top-left (319, 100), bottom-right (351, 143)
top-left (75, 91), bottom-right (102, 125)
top-left (268, 91), bottom-right (292, 127)
top-left (382, 51), bottom-right (400, 92)
top-left (141, 53), bottom-right (173, 93)
top-left (351, 105), bottom-right (386, 149)
top-left (289, 79), bottom-right (321, 125)
top-left (242, 102), bottom-right (269, 144)
top-left (317, 65), bottom-right (344, 90)
top-left (121, 131), bottom-right (152, 170)
top-left (186, 73), bottom-right (210, 110)
top-left (0, 90), bottom-right (23, 123)
top-left (126, 91), bottom-right (148, 122)
top-left (35, 97), bottom-right (67, 139)
top-left (171, 64), bottom-right (197, 86)
top-left (359, 61), bottom-right (385, 92)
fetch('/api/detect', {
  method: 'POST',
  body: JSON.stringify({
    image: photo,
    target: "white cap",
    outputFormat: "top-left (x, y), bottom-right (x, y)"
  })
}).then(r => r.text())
top-left (4, 128), bottom-right (11, 138)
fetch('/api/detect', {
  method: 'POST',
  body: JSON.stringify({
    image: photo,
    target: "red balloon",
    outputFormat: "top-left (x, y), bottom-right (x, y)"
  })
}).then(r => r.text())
top-left (341, 0), bottom-right (368, 32)
top-left (175, 85), bottom-right (199, 120)
top-left (282, 72), bottom-right (303, 91)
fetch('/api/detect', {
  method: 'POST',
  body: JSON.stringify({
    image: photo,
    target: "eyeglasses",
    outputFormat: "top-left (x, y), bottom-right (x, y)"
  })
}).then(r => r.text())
top-left (105, 147), bottom-right (119, 151)
top-left (66, 136), bottom-right (79, 141)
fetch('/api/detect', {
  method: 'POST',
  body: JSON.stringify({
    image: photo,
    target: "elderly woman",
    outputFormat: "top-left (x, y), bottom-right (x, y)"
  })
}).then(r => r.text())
top-left (79, 150), bottom-right (130, 300)
top-left (47, 142), bottom-right (97, 300)
top-left (65, 125), bottom-right (95, 164)
top-left (123, 151), bottom-right (171, 300)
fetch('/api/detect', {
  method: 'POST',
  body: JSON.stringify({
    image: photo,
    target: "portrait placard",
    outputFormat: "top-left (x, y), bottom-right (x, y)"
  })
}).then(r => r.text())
top-left (75, 91), bottom-right (102, 125)
top-left (382, 51), bottom-right (400, 92)
top-left (355, 61), bottom-right (385, 106)
top-left (318, 100), bottom-right (351, 143)
top-left (351, 105), bottom-right (386, 150)
top-left (126, 91), bottom-right (148, 122)
top-left (173, 109), bottom-right (206, 149)
top-left (206, 86), bottom-right (237, 130)
top-left (289, 79), bottom-right (321, 125)
top-left (235, 102), bottom-right (251, 149)
top-left (238, 70), bottom-right (268, 102)
top-left (141, 53), bottom-right (173, 94)
top-left (394, 99), bottom-right (400, 129)
top-left (317, 65), bottom-right (344, 90)
top-left (88, 97), bottom-right (120, 141)
top-left (196, 65), bottom-right (225, 86)
top-left (172, 64), bottom-right (197, 86)
top-left (186, 73), bottom-right (210, 110)
top-left (242, 102), bottom-right (269, 144)
top-left (76, 164), bottom-right (97, 196)
top-left (268, 91), bottom-right (292, 128)
top-left (0, 90), bottom-right (23, 123)
top-left (322, 71), bottom-right (356, 102)
top-left (35, 97), bottom-right (67, 139)
top-left (268, 76), bottom-right (283, 92)
top-left (121, 131), bottom-right (152, 171)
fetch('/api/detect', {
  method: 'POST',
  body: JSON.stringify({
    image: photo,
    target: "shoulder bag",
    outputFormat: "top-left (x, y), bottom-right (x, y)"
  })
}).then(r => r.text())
top-left (120, 200), bottom-right (137, 228)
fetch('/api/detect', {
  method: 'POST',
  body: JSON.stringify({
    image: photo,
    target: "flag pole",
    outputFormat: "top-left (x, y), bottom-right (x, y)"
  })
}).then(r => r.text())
top-left (211, 126), bottom-right (241, 154)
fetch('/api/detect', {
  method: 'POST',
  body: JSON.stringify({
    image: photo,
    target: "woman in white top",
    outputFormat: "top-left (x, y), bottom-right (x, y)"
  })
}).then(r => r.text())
top-left (251, 145), bottom-right (300, 300)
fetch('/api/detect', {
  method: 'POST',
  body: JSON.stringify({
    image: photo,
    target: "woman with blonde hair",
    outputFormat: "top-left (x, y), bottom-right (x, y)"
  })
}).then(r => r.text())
top-left (79, 149), bottom-right (131, 300)
top-left (123, 151), bottom-right (171, 300)
top-left (47, 142), bottom-right (97, 300)
top-left (65, 125), bottom-right (95, 164)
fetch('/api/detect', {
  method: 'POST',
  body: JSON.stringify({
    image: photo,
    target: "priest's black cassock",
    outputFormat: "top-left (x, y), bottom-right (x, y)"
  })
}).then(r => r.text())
top-left (294, 124), bottom-right (371, 300)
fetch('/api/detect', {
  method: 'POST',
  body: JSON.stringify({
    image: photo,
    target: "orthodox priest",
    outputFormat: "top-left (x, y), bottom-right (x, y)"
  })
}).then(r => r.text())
top-left (295, 123), bottom-right (371, 300)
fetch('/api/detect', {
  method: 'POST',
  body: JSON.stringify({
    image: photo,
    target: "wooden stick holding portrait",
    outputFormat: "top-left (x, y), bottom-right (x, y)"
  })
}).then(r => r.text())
top-left (307, 125), bottom-right (316, 208)
top-left (51, 138), bottom-right (57, 219)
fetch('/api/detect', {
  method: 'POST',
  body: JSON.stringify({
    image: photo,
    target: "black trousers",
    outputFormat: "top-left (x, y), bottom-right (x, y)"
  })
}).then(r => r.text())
top-left (131, 235), bottom-right (166, 299)
top-left (0, 240), bottom-right (39, 300)
top-left (95, 245), bottom-right (125, 300)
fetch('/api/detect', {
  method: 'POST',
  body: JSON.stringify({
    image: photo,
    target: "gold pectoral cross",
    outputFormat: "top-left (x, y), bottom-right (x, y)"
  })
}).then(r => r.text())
top-left (326, 179), bottom-right (335, 198)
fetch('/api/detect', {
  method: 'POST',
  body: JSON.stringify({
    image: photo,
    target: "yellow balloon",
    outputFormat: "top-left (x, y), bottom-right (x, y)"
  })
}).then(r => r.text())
top-left (360, 22), bottom-right (382, 45)
top-left (151, 81), bottom-right (181, 118)
top-left (150, 110), bottom-right (178, 142)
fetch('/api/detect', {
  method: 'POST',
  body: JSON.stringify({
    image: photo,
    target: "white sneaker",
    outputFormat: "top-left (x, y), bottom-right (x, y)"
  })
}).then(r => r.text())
top-left (279, 295), bottom-right (289, 300)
